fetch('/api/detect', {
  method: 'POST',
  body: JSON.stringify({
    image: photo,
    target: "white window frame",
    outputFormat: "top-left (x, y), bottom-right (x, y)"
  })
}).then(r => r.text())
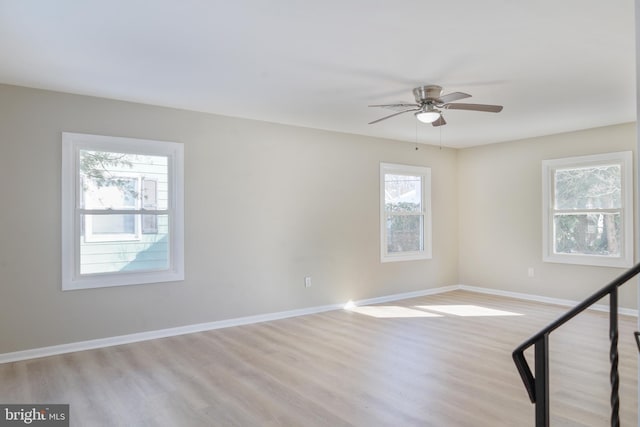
top-left (542, 151), bottom-right (633, 268)
top-left (62, 132), bottom-right (184, 290)
top-left (380, 163), bottom-right (432, 263)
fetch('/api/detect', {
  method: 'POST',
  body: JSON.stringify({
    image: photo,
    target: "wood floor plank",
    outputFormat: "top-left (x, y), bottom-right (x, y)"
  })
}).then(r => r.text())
top-left (0, 290), bottom-right (636, 426)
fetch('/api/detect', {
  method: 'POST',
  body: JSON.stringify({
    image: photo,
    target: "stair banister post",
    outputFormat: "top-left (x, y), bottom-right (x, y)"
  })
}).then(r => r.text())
top-left (610, 287), bottom-right (619, 427)
top-left (534, 334), bottom-right (550, 427)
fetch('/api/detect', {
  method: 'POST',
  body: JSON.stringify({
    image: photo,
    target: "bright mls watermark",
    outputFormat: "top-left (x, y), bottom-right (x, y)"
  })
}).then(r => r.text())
top-left (0, 405), bottom-right (68, 426)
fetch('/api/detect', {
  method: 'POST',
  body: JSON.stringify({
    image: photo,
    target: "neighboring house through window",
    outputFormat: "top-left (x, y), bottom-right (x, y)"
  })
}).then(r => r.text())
top-left (542, 151), bottom-right (633, 268)
top-left (380, 162), bottom-right (432, 262)
top-left (62, 132), bottom-right (184, 290)
top-left (83, 176), bottom-right (146, 242)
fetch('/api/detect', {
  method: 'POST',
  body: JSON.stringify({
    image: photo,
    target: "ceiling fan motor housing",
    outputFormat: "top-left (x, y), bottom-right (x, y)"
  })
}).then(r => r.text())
top-left (413, 85), bottom-right (443, 104)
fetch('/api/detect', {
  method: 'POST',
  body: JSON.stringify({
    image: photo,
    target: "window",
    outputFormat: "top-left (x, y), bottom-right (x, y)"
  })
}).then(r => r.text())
top-left (542, 151), bottom-right (633, 268)
top-left (380, 163), bottom-right (432, 262)
top-left (62, 133), bottom-right (184, 290)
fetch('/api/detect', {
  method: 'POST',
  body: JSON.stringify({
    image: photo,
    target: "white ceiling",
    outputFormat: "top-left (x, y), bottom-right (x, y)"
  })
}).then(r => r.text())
top-left (0, 0), bottom-right (636, 148)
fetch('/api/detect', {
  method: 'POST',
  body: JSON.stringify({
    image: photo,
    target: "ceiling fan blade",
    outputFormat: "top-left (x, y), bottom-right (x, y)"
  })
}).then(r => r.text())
top-left (444, 103), bottom-right (503, 113)
top-left (432, 115), bottom-right (447, 127)
top-left (368, 108), bottom-right (420, 125)
top-left (437, 92), bottom-right (471, 104)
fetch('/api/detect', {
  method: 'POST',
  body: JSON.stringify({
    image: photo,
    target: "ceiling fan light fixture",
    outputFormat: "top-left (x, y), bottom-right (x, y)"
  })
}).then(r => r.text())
top-left (415, 110), bottom-right (441, 123)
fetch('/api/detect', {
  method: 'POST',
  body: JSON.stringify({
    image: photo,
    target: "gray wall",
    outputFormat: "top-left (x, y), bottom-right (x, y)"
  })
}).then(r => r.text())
top-left (0, 84), bottom-right (459, 354)
top-left (458, 123), bottom-right (637, 309)
top-left (1, 83), bottom-right (636, 355)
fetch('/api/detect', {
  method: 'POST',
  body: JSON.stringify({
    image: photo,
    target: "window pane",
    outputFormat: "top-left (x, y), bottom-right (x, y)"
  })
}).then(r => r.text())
top-left (385, 174), bottom-right (422, 213)
top-left (80, 214), bottom-right (170, 274)
top-left (91, 214), bottom-right (136, 235)
top-left (386, 215), bottom-right (423, 253)
top-left (554, 213), bottom-right (621, 256)
top-left (80, 150), bottom-right (168, 210)
top-left (141, 215), bottom-right (158, 234)
top-left (554, 165), bottom-right (621, 210)
top-left (82, 177), bottom-right (137, 210)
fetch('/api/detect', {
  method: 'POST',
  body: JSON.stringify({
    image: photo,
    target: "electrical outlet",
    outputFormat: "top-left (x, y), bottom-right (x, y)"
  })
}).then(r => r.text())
top-left (528, 267), bottom-right (534, 278)
top-left (304, 276), bottom-right (312, 288)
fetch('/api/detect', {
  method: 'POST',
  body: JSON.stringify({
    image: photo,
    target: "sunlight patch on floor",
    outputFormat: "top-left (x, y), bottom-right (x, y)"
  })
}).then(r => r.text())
top-left (345, 303), bottom-right (523, 318)
top-left (346, 305), bottom-right (443, 318)
top-left (416, 305), bottom-right (523, 317)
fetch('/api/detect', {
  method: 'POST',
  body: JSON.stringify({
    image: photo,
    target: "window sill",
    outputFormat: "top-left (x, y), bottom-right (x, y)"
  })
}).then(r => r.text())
top-left (381, 252), bottom-right (431, 263)
top-left (543, 254), bottom-right (633, 269)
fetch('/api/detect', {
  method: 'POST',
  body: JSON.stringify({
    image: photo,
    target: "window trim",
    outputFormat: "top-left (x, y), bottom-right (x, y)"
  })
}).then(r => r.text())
top-left (380, 162), bottom-right (432, 263)
top-left (542, 151), bottom-right (633, 268)
top-left (62, 132), bottom-right (184, 290)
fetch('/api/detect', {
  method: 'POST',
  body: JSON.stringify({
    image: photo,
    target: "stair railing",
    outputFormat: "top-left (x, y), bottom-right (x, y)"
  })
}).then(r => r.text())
top-left (513, 262), bottom-right (640, 427)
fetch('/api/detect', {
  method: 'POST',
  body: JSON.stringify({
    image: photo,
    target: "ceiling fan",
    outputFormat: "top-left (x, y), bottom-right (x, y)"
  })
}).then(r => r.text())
top-left (368, 85), bottom-right (503, 126)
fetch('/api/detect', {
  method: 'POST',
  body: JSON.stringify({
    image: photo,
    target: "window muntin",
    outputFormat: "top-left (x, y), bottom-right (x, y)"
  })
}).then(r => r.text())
top-left (542, 152), bottom-right (633, 268)
top-left (380, 163), bottom-right (431, 262)
top-left (62, 133), bottom-right (184, 290)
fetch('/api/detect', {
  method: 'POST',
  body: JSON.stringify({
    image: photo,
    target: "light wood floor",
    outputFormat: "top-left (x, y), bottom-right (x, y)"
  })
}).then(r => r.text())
top-left (0, 290), bottom-right (637, 426)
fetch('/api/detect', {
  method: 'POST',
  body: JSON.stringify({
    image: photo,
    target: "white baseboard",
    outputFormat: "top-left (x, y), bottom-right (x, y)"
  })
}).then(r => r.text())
top-left (0, 301), bottom-right (342, 364)
top-left (0, 284), bottom-right (635, 364)
top-left (458, 284), bottom-right (639, 317)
